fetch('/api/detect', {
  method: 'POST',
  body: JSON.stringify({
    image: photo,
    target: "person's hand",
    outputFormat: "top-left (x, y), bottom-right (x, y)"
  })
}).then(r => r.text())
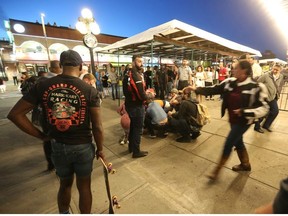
top-left (254, 202), bottom-right (273, 214)
top-left (168, 111), bottom-right (172, 117)
top-left (233, 109), bottom-right (242, 117)
top-left (96, 150), bottom-right (105, 160)
top-left (41, 134), bottom-right (52, 142)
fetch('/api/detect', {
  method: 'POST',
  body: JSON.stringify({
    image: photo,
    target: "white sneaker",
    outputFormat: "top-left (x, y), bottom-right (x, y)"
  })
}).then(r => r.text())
top-left (120, 140), bottom-right (125, 145)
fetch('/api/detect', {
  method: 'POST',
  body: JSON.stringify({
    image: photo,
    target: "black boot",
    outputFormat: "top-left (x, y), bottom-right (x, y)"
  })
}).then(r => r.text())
top-left (176, 136), bottom-right (191, 143)
top-left (132, 151), bottom-right (148, 158)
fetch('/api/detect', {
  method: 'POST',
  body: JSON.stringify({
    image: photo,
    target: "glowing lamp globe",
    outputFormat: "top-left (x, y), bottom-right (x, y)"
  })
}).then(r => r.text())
top-left (90, 22), bottom-right (100, 35)
top-left (81, 8), bottom-right (93, 19)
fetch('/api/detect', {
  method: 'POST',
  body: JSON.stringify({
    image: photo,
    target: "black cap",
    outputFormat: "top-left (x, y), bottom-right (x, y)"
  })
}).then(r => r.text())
top-left (60, 50), bottom-right (83, 66)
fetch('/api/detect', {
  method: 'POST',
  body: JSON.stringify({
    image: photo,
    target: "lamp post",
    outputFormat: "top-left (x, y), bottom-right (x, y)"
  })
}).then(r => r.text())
top-left (76, 8), bottom-right (100, 75)
top-left (41, 13), bottom-right (51, 65)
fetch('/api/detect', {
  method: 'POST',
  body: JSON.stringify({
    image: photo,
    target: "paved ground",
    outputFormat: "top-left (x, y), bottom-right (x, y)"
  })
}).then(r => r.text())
top-left (0, 81), bottom-right (287, 214)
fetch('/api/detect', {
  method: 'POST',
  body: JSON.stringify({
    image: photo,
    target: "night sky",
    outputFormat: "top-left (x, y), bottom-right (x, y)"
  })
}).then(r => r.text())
top-left (0, 0), bottom-right (287, 60)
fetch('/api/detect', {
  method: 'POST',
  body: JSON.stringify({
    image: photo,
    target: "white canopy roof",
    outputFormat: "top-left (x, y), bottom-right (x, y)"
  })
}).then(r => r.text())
top-left (98, 19), bottom-right (262, 59)
top-left (259, 58), bottom-right (287, 65)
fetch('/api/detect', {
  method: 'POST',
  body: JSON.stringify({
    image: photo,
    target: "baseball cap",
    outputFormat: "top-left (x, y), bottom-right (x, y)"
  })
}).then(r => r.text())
top-left (60, 50), bottom-right (83, 66)
top-left (170, 88), bottom-right (178, 94)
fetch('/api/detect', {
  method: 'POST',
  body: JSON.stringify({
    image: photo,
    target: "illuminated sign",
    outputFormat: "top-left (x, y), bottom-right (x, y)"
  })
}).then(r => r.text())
top-left (13, 24), bottom-right (25, 33)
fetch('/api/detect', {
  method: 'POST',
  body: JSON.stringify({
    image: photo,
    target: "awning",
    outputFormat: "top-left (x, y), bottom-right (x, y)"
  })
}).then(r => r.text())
top-left (98, 19), bottom-right (262, 60)
top-left (259, 58), bottom-right (287, 65)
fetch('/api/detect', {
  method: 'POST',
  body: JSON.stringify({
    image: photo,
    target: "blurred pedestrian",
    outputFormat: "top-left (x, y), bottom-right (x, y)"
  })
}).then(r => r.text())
top-left (101, 70), bottom-right (109, 98)
top-left (47, 60), bottom-right (62, 78)
top-left (79, 65), bottom-right (89, 79)
top-left (217, 62), bottom-right (228, 100)
top-left (117, 102), bottom-right (130, 145)
top-left (195, 65), bottom-right (207, 102)
top-left (254, 63), bottom-right (284, 133)
top-left (12, 68), bottom-right (19, 86)
top-left (83, 73), bottom-right (97, 88)
top-left (188, 60), bottom-right (269, 181)
top-left (108, 64), bottom-right (119, 100)
top-left (0, 77), bottom-right (6, 93)
top-left (144, 66), bottom-right (152, 89)
top-left (204, 66), bottom-right (214, 100)
top-left (152, 66), bottom-right (159, 98)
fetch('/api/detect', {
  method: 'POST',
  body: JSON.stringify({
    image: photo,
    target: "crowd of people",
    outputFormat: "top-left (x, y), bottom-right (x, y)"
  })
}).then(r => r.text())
top-left (6, 49), bottom-right (288, 213)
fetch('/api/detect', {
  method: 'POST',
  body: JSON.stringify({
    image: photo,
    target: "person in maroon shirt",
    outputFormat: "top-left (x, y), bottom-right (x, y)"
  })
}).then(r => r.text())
top-left (187, 60), bottom-right (269, 181)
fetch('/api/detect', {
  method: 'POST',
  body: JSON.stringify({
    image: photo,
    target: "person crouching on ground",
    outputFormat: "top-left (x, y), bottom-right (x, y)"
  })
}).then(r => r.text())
top-left (188, 60), bottom-right (269, 181)
top-left (144, 92), bottom-right (169, 138)
top-left (167, 88), bottom-right (200, 143)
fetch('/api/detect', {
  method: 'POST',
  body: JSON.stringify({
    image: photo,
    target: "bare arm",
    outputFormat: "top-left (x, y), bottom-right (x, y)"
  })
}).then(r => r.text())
top-left (7, 98), bottom-right (49, 141)
top-left (254, 202), bottom-right (273, 214)
top-left (189, 74), bottom-right (193, 85)
top-left (174, 68), bottom-right (179, 83)
top-left (90, 107), bottom-right (105, 159)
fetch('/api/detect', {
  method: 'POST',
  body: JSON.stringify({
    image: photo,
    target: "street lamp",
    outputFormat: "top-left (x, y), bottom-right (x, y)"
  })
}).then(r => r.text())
top-left (76, 8), bottom-right (100, 75)
top-left (40, 13), bottom-right (51, 65)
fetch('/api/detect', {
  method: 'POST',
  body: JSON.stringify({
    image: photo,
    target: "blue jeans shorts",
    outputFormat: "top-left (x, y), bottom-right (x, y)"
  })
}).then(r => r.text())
top-left (51, 140), bottom-right (95, 179)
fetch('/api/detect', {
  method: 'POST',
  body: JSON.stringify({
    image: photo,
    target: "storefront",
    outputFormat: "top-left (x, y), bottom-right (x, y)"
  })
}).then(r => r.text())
top-left (2, 18), bottom-right (127, 79)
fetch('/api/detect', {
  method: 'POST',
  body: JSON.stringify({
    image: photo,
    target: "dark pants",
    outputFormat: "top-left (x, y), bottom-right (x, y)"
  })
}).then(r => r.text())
top-left (167, 82), bottom-right (173, 97)
top-left (169, 118), bottom-right (191, 138)
top-left (204, 81), bottom-right (213, 99)
top-left (111, 83), bottom-right (118, 99)
top-left (178, 80), bottom-right (189, 90)
top-left (13, 76), bottom-right (18, 86)
top-left (126, 105), bottom-right (145, 154)
top-left (159, 83), bottom-right (167, 100)
top-left (263, 99), bottom-right (279, 129)
top-left (254, 99), bottom-right (279, 130)
top-left (146, 80), bottom-right (152, 89)
top-left (43, 140), bottom-right (53, 167)
top-left (144, 115), bottom-right (167, 136)
top-left (153, 83), bottom-right (159, 98)
top-left (223, 123), bottom-right (250, 156)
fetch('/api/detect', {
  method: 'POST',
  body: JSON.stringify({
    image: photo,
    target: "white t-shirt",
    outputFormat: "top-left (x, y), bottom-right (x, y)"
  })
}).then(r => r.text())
top-left (205, 71), bottom-right (214, 83)
top-left (195, 71), bottom-right (205, 87)
top-left (252, 63), bottom-right (263, 79)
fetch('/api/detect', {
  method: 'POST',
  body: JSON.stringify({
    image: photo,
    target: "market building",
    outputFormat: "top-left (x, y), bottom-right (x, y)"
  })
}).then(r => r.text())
top-left (1, 18), bottom-right (128, 80)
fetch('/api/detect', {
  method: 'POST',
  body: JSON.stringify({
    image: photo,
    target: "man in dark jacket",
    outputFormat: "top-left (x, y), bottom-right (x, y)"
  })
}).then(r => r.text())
top-left (123, 55), bottom-right (148, 158)
top-left (168, 88), bottom-right (199, 143)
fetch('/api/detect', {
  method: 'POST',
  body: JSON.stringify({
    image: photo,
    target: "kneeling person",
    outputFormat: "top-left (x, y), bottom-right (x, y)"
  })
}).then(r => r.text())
top-left (168, 88), bottom-right (200, 143)
top-left (145, 94), bottom-right (168, 138)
